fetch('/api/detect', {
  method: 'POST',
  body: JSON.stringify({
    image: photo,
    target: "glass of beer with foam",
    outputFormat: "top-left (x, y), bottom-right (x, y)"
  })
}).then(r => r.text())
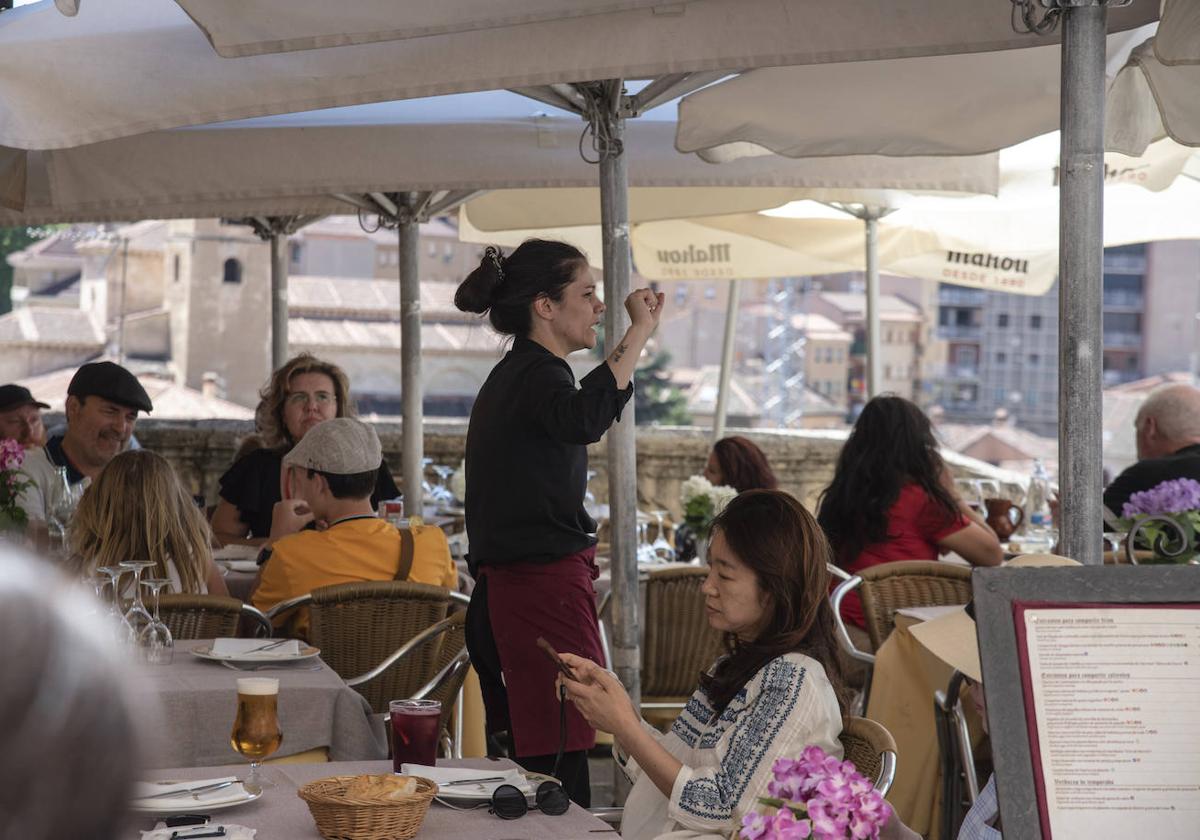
top-left (230, 678), bottom-right (282, 790)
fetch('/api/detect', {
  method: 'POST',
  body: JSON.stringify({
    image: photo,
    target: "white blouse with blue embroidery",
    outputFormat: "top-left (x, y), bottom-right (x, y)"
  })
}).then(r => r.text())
top-left (616, 652), bottom-right (843, 840)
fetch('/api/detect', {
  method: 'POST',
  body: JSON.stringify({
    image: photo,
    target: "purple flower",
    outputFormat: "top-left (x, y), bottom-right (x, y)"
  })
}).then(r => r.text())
top-left (1122, 478), bottom-right (1200, 518)
top-left (741, 811), bottom-right (772, 840)
top-left (0, 438), bottom-right (24, 472)
top-left (769, 807), bottom-right (813, 839)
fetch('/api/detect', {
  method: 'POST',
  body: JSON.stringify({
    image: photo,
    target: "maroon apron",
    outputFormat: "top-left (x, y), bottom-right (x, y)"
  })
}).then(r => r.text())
top-left (477, 548), bottom-right (604, 756)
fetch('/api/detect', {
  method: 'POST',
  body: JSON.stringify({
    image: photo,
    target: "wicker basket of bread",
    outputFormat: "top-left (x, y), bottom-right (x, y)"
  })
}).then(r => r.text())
top-left (297, 774), bottom-right (437, 840)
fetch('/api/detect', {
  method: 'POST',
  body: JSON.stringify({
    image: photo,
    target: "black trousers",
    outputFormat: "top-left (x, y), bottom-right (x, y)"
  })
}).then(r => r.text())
top-left (465, 574), bottom-right (592, 807)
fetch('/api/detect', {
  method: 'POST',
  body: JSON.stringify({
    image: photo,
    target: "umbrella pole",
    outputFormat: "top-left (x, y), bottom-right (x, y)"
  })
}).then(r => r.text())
top-left (398, 196), bottom-right (424, 516)
top-left (864, 210), bottom-right (882, 399)
top-left (1058, 4), bottom-right (1106, 565)
top-left (596, 86), bottom-right (642, 736)
top-left (713, 281), bottom-right (741, 440)
top-left (269, 230), bottom-right (289, 371)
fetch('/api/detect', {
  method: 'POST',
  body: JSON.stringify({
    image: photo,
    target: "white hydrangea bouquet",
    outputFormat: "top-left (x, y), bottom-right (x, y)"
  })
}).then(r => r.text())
top-left (680, 475), bottom-right (737, 539)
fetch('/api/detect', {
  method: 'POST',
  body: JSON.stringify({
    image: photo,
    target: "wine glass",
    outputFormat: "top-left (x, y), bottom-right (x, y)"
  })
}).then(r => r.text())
top-left (584, 470), bottom-right (598, 517)
top-left (138, 578), bottom-right (174, 665)
top-left (231, 678), bottom-right (282, 791)
top-left (95, 565), bottom-right (135, 643)
top-left (119, 560), bottom-right (156, 640)
top-left (649, 510), bottom-right (676, 562)
top-left (636, 513), bottom-right (657, 564)
top-left (954, 478), bottom-right (984, 513)
top-left (420, 457), bottom-right (436, 499)
top-left (431, 464), bottom-right (455, 507)
top-left (1104, 529), bottom-right (1131, 564)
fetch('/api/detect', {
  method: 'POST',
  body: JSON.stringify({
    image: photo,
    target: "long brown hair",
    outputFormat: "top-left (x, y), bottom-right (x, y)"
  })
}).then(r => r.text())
top-left (67, 450), bottom-right (213, 593)
top-left (254, 353), bottom-right (355, 450)
top-left (698, 489), bottom-right (848, 715)
top-left (711, 436), bottom-right (778, 493)
top-left (818, 394), bottom-right (958, 566)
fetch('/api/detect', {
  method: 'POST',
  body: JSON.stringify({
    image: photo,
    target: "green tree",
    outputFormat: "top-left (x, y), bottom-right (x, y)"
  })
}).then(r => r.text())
top-left (0, 226), bottom-right (49, 315)
top-left (635, 348), bottom-right (692, 426)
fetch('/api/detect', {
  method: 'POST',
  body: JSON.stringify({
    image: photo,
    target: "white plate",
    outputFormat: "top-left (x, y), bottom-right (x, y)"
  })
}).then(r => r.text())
top-left (191, 644), bottom-right (321, 664)
top-left (433, 772), bottom-right (555, 804)
top-left (131, 786), bottom-right (264, 814)
top-left (218, 559), bottom-right (260, 574)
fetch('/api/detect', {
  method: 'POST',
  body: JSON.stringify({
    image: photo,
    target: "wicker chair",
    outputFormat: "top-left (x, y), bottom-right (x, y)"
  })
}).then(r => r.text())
top-left (157, 594), bottom-right (272, 639)
top-left (839, 715), bottom-right (899, 796)
top-left (640, 566), bottom-right (725, 711)
top-left (830, 561), bottom-right (973, 707)
top-left (300, 581), bottom-right (456, 711)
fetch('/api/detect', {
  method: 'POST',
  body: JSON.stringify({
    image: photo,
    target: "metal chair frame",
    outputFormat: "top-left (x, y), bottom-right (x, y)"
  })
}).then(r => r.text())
top-left (934, 669), bottom-right (980, 840)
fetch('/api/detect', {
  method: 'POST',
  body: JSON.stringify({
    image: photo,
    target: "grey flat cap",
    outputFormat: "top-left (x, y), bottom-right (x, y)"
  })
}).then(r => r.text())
top-left (282, 417), bottom-right (381, 475)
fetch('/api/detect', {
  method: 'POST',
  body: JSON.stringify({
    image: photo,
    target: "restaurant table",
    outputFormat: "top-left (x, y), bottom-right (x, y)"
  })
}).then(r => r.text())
top-left (137, 639), bottom-right (388, 769)
top-left (130, 758), bottom-right (617, 838)
top-left (865, 607), bottom-right (986, 840)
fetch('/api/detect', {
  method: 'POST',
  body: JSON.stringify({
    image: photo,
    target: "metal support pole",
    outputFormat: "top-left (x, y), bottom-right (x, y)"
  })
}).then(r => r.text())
top-left (1058, 3), bottom-right (1106, 565)
top-left (398, 199), bottom-right (424, 516)
top-left (270, 231), bottom-right (289, 370)
top-left (713, 280), bottom-right (741, 440)
top-left (597, 85), bottom-right (642, 746)
top-left (864, 210), bottom-right (882, 399)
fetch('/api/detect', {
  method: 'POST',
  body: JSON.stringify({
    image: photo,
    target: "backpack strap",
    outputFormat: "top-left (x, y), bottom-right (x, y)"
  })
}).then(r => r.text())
top-left (395, 526), bottom-right (415, 581)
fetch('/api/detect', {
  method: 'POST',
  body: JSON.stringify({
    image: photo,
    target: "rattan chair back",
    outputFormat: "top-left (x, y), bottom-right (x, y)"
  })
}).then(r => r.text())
top-left (421, 611), bottom-right (469, 735)
top-left (641, 566), bottom-right (724, 700)
top-left (839, 716), bottom-right (899, 795)
top-left (307, 581), bottom-right (453, 713)
top-left (858, 561), bottom-right (973, 651)
top-left (158, 593), bottom-right (243, 639)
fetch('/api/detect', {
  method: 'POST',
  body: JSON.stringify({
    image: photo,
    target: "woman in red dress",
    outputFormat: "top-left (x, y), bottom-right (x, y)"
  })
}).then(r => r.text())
top-left (817, 395), bottom-right (1002, 637)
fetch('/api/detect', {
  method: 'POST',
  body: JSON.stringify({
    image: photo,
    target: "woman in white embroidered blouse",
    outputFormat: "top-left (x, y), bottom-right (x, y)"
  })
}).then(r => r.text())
top-left (559, 489), bottom-right (850, 840)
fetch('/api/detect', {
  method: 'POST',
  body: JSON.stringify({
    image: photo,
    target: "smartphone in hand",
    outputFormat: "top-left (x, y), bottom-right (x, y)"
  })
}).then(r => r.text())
top-left (536, 637), bottom-right (577, 681)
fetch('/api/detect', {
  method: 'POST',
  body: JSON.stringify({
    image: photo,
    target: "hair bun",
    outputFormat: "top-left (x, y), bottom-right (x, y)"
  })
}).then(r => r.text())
top-left (454, 246), bottom-right (505, 314)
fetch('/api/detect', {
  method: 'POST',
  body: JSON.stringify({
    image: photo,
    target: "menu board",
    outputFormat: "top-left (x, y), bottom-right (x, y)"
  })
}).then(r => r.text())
top-left (1015, 604), bottom-right (1200, 838)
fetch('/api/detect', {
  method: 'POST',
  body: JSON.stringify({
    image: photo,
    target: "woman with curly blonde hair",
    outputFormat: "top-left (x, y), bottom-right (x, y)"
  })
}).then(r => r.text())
top-left (211, 353), bottom-right (399, 546)
top-left (68, 450), bottom-right (227, 595)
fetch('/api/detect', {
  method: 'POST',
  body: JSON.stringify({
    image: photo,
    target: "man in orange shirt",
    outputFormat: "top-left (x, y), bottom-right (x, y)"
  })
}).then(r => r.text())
top-left (252, 417), bottom-right (456, 637)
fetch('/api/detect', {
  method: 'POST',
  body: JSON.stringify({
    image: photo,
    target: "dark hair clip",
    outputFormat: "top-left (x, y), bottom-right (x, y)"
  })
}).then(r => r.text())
top-left (484, 246), bottom-right (505, 282)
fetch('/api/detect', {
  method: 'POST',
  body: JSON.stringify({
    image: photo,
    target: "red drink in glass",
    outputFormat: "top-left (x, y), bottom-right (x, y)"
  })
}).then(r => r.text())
top-left (390, 699), bottom-right (441, 771)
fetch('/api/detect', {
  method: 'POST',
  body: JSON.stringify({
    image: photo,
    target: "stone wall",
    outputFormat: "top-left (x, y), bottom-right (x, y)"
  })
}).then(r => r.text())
top-left (134, 419), bottom-right (1021, 520)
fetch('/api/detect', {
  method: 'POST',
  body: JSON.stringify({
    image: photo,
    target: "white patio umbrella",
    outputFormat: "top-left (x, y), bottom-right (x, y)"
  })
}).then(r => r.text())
top-left (1104, 0), bottom-right (1200, 154)
top-left (0, 0), bottom-right (1155, 151)
top-left (169, 0), bottom-right (1157, 62)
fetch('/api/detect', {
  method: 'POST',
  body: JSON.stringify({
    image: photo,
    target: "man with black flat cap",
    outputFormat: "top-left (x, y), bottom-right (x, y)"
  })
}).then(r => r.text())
top-left (17, 361), bottom-right (153, 524)
top-left (0, 385), bottom-right (49, 450)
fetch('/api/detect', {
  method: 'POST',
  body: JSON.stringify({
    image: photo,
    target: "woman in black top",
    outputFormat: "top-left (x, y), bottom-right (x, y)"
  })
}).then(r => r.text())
top-left (212, 353), bottom-right (399, 545)
top-left (456, 240), bottom-right (663, 806)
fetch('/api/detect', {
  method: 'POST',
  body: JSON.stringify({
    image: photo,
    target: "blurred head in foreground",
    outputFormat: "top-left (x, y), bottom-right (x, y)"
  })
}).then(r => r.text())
top-left (0, 547), bottom-right (139, 840)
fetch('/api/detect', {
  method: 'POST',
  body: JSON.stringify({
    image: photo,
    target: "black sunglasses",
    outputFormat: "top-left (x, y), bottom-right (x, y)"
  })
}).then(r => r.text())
top-left (489, 780), bottom-right (570, 819)
top-left (489, 682), bottom-right (571, 820)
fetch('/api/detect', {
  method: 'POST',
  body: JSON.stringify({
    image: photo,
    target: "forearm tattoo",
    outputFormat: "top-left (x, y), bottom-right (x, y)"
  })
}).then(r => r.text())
top-left (612, 341), bottom-right (629, 363)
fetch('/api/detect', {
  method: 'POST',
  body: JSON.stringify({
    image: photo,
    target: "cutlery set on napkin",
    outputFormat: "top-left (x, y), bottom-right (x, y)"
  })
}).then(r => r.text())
top-left (401, 763), bottom-right (534, 795)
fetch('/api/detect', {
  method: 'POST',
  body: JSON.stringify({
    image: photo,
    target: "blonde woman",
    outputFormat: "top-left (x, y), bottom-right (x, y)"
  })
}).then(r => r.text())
top-left (69, 450), bottom-right (228, 596)
top-left (211, 353), bottom-right (399, 546)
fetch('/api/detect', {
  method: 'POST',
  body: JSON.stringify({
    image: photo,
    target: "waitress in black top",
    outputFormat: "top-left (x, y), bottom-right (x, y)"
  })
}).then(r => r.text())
top-left (456, 239), bottom-right (663, 806)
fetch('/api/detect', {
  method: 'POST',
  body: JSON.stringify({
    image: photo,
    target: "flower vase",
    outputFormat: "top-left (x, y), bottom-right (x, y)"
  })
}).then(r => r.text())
top-left (695, 537), bottom-right (708, 566)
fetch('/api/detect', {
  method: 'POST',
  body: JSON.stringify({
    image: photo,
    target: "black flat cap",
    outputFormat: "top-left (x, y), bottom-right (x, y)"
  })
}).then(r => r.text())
top-left (0, 384), bottom-right (49, 413)
top-left (67, 362), bottom-right (153, 413)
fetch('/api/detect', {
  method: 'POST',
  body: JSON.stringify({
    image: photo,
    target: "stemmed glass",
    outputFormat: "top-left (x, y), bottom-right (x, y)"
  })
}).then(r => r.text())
top-left (95, 565), bottom-right (135, 642)
top-left (420, 457), bottom-right (436, 500)
top-left (584, 470), bottom-right (598, 516)
top-left (138, 578), bottom-right (174, 665)
top-left (46, 482), bottom-right (82, 555)
top-left (430, 464), bottom-right (455, 507)
top-left (231, 678), bottom-right (282, 791)
top-left (954, 478), bottom-right (984, 513)
top-left (119, 560), bottom-right (156, 641)
top-left (635, 513), bottom-right (658, 564)
top-left (649, 510), bottom-right (676, 562)
top-left (1104, 530), bottom-right (1131, 564)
